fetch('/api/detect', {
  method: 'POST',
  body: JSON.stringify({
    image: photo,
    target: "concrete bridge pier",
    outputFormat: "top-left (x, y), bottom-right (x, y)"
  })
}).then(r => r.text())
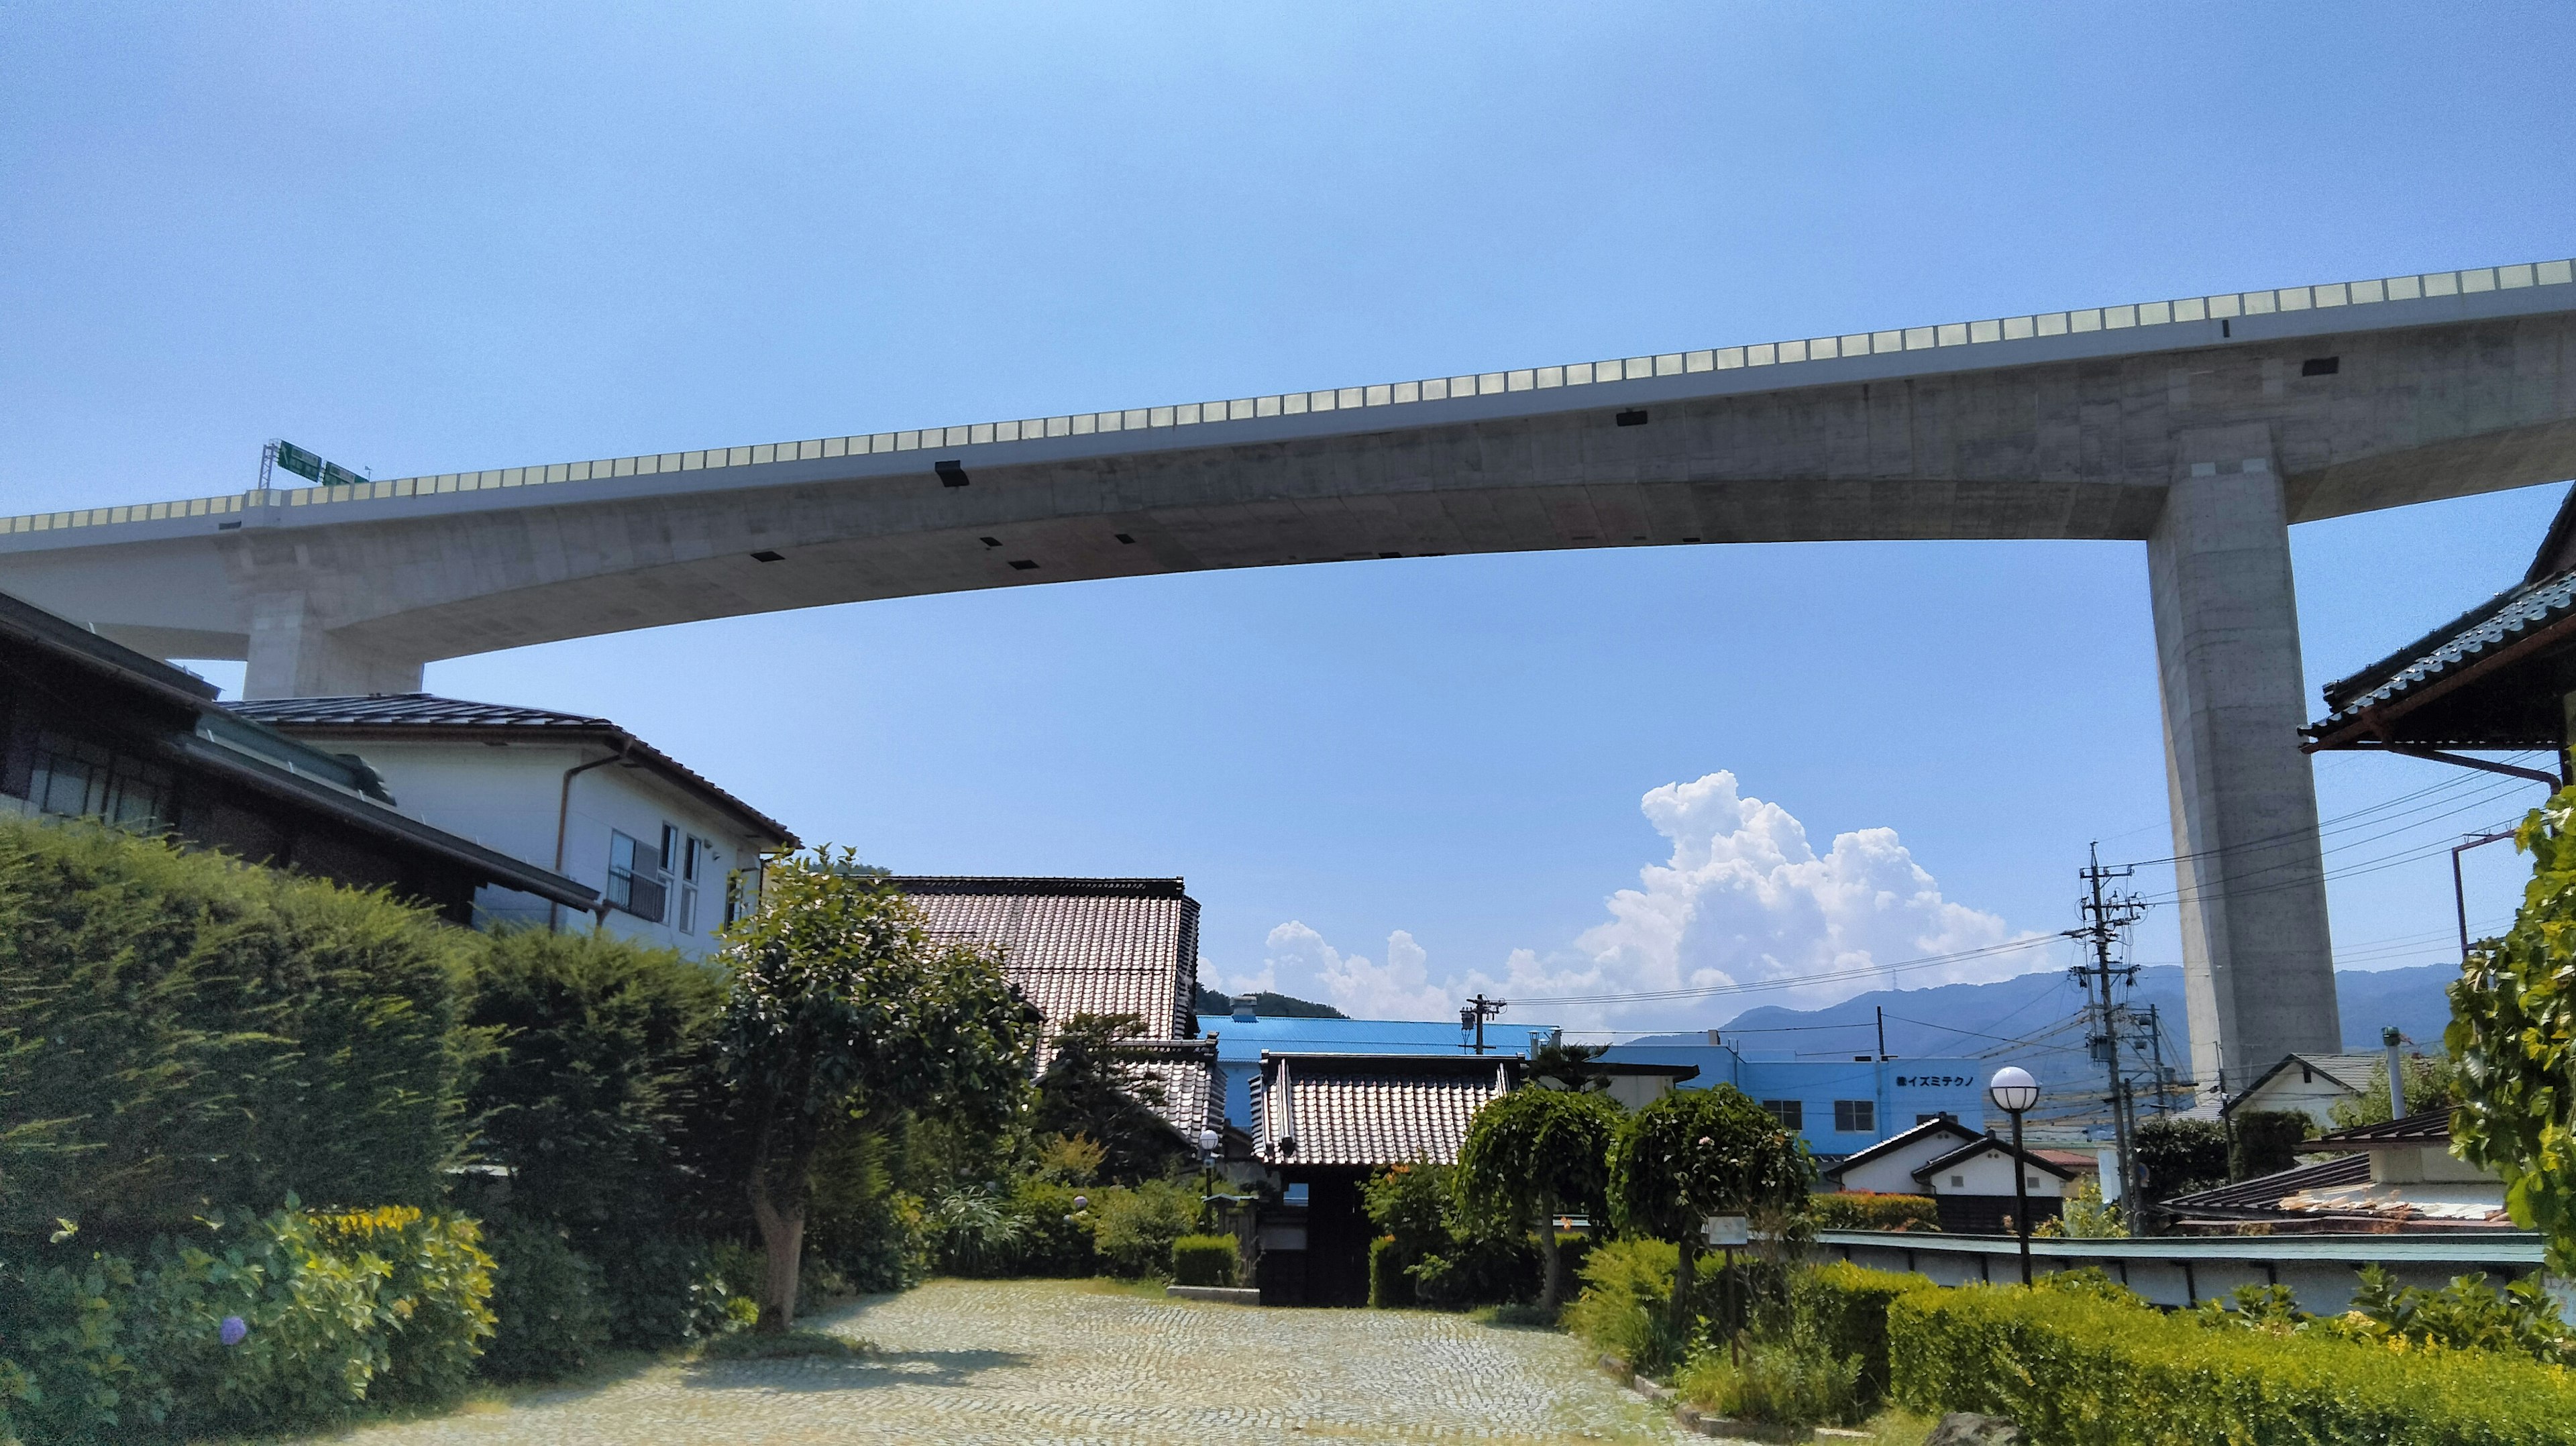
top-left (246, 591), bottom-right (425, 700)
top-left (2149, 424), bottom-right (2343, 1100)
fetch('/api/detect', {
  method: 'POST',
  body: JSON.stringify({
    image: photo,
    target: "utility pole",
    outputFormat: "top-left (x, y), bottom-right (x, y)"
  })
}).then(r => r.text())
top-left (2072, 844), bottom-right (2150, 1232)
top-left (1460, 993), bottom-right (1506, 1055)
top-left (1875, 1006), bottom-right (1887, 1061)
top-left (2143, 1005), bottom-right (2170, 1117)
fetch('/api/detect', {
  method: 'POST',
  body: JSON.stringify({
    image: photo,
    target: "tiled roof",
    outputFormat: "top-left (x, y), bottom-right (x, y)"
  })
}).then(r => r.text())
top-left (228, 693), bottom-right (798, 846)
top-left (895, 877), bottom-right (1199, 1046)
top-left (1253, 1053), bottom-right (1515, 1168)
top-left (2163, 1154), bottom-right (2373, 1215)
top-left (2309, 1109), bottom-right (2454, 1148)
top-left (2308, 568), bottom-right (2576, 742)
top-left (1122, 1038), bottom-right (1222, 1145)
top-left (229, 695), bottom-right (618, 730)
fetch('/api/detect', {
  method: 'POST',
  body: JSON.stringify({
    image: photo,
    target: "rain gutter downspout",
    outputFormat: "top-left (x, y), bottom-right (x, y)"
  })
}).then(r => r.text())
top-left (551, 741), bottom-right (631, 932)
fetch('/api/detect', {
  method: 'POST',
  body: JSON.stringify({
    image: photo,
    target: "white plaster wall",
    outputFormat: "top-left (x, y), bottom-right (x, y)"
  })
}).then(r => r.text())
top-left (1923, 1147), bottom-right (2065, 1199)
top-left (2235, 1072), bottom-right (2363, 1127)
top-left (1835, 1133), bottom-right (1972, 1195)
top-left (299, 735), bottom-right (777, 958)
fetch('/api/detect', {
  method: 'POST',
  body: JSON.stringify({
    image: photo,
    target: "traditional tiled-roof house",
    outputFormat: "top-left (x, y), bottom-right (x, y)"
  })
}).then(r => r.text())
top-left (890, 876), bottom-right (1219, 1148)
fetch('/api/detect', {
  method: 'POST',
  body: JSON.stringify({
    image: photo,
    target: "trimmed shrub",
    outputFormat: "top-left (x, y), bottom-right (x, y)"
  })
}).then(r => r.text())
top-left (0, 817), bottom-right (476, 1239)
top-left (1171, 1234), bottom-right (1238, 1287)
top-left (1809, 1193), bottom-right (1941, 1232)
top-left (1790, 1262), bottom-right (1932, 1407)
top-left (478, 1219), bottom-right (608, 1383)
top-left (1890, 1278), bottom-right (2576, 1445)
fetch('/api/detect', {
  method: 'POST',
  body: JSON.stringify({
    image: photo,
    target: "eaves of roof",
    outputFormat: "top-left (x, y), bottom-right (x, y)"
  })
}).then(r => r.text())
top-left (229, 696), bottom-right (798, 848)
top-left (1819, 1117), bottom-right (1984, 1181)
top-left (2163, 1153), bottom-right (2374, 1215)
top-left (2221, 1052), bottom-right (2383, 1115)
top-left (2306, 568), bottom-right (2576, 747)
top-left (157, 731), bottom-right (599, 910)
top-left (1911, 1135), bottom-right (2077, 1182)
top-left (2308, 1109), bottom-right (2454, 1149)
top-left (0, 588), bottom-right (217, 710)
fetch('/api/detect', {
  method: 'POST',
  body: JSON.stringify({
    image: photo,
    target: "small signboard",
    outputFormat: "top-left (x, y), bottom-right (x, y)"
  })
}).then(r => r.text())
top-left (1701, 1215), bottom-right (1749, 1247)
top-left (274, 441), bottom-right (325, 482)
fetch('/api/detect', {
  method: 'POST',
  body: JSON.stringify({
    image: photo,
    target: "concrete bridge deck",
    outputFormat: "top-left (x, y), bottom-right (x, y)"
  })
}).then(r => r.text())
top-left (3, 256), bottom-right (2573, 1100)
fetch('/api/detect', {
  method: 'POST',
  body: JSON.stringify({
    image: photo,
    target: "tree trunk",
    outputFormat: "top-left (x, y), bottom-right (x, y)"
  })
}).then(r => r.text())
top-left (1536, 1188), bottom-right (1564, 1311)
top-left (749, 1123), bottom-right (812, 1334)
top-left (1668, 1233), bottom-right (1697, 1348)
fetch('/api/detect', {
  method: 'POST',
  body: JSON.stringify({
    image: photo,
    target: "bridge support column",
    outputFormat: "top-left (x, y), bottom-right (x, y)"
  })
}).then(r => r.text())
top-left (2149, 425), bottom-right (2342, 1101)
top-left (244, 592), bottom-right (425, 700)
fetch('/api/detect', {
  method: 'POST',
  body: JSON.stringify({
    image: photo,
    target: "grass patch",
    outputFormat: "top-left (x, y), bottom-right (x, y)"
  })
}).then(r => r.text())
top-left (698, 1329), bottom-right (871, 1361)
top-left (1855, 1406), bottom-right (1935, 1445)
top-left (1075, 1275), bottom-right (1179, 1300)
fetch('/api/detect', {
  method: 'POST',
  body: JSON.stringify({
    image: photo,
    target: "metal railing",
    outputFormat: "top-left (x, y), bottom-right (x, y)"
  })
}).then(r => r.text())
top-left (7, 258), bottom-right (2570, 539)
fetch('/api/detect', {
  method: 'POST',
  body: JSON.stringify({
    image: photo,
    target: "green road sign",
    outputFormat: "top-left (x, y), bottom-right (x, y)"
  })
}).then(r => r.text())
top-left (274, 441), bottom-right (324, 482)
top-left (321, 461), bottom-right (364, 487)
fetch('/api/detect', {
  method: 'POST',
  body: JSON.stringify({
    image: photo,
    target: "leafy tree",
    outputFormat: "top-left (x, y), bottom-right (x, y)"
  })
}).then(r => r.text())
top-left (1032, 1013), bottom-right (1185, 1182)
top-left (2451, 787), bottom-right (2576, 1277)
top-left (717, 853), bottom-right (1040, 1329)
top-left (2328, 1053), bottom-right (2465, 1130)
top-left (2133, 1117), bottom-right (2228, 1203)
top-left (1524, 1039), bottom-right (1611, 1092)
top-left (1455, 1086), bottom-right (1623, 1309)
top-left (1607, 1086), bottom-right (1813, 1340)
top-left (2228, 1110), bottom-right (2310, 1182)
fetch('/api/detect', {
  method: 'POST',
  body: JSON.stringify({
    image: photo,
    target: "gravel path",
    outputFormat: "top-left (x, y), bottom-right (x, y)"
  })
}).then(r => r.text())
top-left (316, 1279), bottom-right (1678, 1445)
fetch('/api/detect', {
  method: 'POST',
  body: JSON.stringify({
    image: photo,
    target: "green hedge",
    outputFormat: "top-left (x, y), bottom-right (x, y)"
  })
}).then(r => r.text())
top-left (0, 1204), bottom-right (494, 1444)
top-left (1810, 1193), bottom-right (1941, 1232)
top-left (1170, 1235), bottom-right (1238, 1288)
top-left (1890, 1279), bottom-right (2576, 1445)
top-left (1790, 1261), bottom-right (1933, 1408)
top-left (0, 818), bottom-right (475, 1239)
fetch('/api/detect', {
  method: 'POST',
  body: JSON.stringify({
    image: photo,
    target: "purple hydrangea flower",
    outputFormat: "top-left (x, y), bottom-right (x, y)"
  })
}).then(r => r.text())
top-left (219, 1315), bottom-right (248, 1347)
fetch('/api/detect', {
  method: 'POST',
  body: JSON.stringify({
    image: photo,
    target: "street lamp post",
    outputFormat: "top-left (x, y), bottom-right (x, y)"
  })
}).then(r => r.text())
top-left (1196, 1127), bottom-right (1222, 1229)
top-left (1987, 1066), bottom-right (2042, 1286)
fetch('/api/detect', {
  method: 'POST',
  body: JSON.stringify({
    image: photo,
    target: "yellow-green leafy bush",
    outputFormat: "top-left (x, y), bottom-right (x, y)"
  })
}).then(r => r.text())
top-left (1809, 1194), bottom-right (1941, 1232)
top-left (1, 1203), bottom-right (495, 1444)
top-left (1790, 1261), bottom-right (1933, 1406)
top-left (1890, 1278), bottom-right (2576, 1445)
top-left (1170, 1234), bottom-right (1238, 1287)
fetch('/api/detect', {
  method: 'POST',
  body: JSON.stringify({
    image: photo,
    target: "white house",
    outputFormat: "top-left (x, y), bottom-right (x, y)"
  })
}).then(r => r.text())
top-left (1819, 1114), bottom-right (2073, 1233)
top-left (2222, 1052), bottom-right (2385, 1127)
top-left (229, 695), bottom-right (796, 956)
top-left (1819, 1116), bottom-right (1987, 1195)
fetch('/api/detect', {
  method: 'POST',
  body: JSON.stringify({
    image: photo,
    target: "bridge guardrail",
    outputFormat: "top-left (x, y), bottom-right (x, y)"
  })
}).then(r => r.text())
top-left (6, 258), bottom-right (2569, 540)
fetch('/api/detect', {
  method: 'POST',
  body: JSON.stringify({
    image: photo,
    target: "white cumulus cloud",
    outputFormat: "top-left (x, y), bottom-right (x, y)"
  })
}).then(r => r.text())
top-left (1237, 771), bottom-right (2030, 1031)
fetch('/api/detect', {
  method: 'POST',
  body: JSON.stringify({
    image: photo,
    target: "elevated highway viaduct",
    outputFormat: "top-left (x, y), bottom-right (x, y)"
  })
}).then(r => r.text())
top-left (5, 258), bottom-right (2573, 1099)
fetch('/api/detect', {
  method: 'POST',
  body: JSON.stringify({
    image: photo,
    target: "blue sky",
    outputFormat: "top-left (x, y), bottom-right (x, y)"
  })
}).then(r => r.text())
top-left (5, 4), bottom-right (2571, 1032)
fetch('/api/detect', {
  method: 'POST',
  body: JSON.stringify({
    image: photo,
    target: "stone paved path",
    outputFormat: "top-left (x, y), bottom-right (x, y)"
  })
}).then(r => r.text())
top-left (321, 1279), bottom-right (1680, 1445)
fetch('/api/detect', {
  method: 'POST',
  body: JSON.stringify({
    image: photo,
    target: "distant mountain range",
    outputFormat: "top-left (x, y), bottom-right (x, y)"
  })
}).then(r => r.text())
top-left (1615, 962), bottom-right (2457, 1106)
